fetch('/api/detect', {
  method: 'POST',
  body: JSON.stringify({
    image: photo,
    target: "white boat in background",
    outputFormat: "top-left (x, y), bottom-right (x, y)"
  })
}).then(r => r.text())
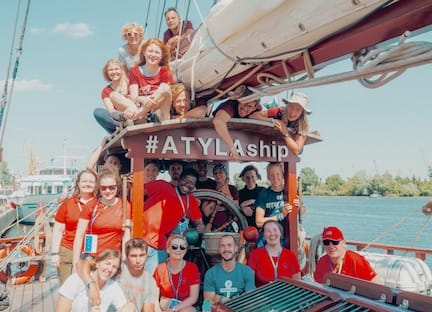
top-left (8, 167), bottom-right (77, 224)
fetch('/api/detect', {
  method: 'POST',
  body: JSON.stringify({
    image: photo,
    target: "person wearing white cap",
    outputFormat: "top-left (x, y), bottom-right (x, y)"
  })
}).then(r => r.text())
top-left (250, 92), bottom-right (311, 155)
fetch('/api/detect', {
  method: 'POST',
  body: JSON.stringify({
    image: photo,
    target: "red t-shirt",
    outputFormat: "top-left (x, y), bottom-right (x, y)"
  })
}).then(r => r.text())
top-left (314, 249), bottom-right (377, 283)
top-left (79, 198), bottom-right (131, 256)
top-left (54, 196), bottom-right (97, 250)
top-left (247, 246), bottom-right (300, 287)
top-left (143, 180), bottom-right (202, 249)
top-left (101, 85), bottom-right (114, 99)
top-left (153, 261), bottom-right (200, 300)
top-left (129, 66), bottom-right (174, 96)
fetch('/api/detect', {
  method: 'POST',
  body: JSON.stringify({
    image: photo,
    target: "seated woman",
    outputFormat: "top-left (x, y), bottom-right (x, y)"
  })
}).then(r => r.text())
top-left (203, 163), bottom-right (239, 233)
top-left (153, 235), bottom-right (200, 312)
top-left (212, 85), bottom-right (262, 159)
top-left (129, 38), bottom-right (174, 122)
top-left (56, 249), bottom-right (130, 312)
top-left (93, 59), bottom-right (137, 133)
top-left (247, 220), bottom-right (300, 287)
top-left (170, 83), bottom-right (208, 119)
top-left (250, 92), bottom-right (311, 155)
top-left (118, 22), bottom-right (145, 71)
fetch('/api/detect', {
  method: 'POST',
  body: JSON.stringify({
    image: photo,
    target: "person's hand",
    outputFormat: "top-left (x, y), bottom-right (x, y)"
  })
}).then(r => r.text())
top-left (123, 106), bottom-right (138, 119)
top-left (51, 254), bottom-right (60, 268)
top-left (90, 305), bottom-right (100, 312)
top-left (240, 199), bottom-right (255, 217)
top-left (293, 198), bottom-right (307, 215)
top-left (273, 120), bottom-right (289, 136)
top-left (195, 222), bottom-right (205, 234)
top-left (282, 202), bottom-right (292, 218)
top-left (88, 283), bottom-right (101, 306)
top-left (229, 147), bottom-right (240, 160)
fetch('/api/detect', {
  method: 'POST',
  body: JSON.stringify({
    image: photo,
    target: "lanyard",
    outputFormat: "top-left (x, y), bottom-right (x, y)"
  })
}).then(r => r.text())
top-left (265, 246), bottom-right (281, 280)
top-left (331, 258), bottom-right (344, 274)
top-left (167, 261), bottom-right (184, 300)
top-left (175, 187), bottom-right (189, 218)
top-left (90, 199), bottom-right (115, 232)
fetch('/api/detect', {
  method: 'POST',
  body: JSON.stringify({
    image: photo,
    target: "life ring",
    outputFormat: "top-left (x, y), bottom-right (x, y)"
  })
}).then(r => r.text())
top-left (0, 245), bottom-right (39, 285)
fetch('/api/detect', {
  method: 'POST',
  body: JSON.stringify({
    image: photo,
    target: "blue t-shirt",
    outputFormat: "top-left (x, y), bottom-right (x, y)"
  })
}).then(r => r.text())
top-left (203, 262), bottom-right (255, 299)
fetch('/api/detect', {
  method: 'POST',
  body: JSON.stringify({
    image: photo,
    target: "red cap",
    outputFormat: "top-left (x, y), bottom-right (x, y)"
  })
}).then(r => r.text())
top-left (322, 226), bottom-right (344, 241)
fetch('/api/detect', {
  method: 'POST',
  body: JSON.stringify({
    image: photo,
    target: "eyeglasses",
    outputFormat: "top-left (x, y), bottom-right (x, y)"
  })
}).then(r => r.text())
top-left (323, 239), bottom-right (341, 246)
top-left (171, 244), bottom-right (186, 250)
top-left (99, 185), bottom-right (118, 191)
top-left (127, 32), bottom-right (140, 37)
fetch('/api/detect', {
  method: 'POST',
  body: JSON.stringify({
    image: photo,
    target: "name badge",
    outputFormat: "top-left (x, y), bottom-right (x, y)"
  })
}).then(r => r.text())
top-left (84, 234), bottom-right (98, 253)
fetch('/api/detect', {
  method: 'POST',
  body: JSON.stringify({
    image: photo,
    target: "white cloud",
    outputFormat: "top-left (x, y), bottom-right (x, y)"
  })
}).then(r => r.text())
top-left (52, 23), bottom-right (93, 38)
top-left (0, 79), bottom-right (53, 91)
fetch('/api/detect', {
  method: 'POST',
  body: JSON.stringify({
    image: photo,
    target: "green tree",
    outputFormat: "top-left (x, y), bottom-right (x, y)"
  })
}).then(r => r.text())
top-left (0, 161), bottom-right (13, 189)
top-left (300, 167), bottom-right (320, 195)
top-left (325, 174), bottom-right (344, 195)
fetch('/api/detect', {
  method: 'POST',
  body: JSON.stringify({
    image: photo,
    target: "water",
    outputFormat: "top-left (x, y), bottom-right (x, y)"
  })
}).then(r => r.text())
top-left (3, 196), bottom-right (432, 270)
top-left (301, 196), bottom-right (432, 267)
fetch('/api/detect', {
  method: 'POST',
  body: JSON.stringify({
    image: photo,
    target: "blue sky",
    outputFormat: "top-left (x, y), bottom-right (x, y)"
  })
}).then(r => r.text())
top-left (1, 0), bottom-right (431, 180)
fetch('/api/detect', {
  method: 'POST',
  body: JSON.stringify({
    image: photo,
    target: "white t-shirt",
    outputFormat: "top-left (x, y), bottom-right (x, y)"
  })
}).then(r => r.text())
top-left (58, 273), bottom-right (127, 312)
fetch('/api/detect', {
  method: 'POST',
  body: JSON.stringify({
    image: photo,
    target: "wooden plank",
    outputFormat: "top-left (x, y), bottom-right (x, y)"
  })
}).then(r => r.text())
top-left (7, 277), bottom-right (59, 312)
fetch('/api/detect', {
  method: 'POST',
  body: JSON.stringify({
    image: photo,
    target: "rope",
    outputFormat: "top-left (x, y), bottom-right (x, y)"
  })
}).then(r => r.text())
top-left (144, 0), bottom-right (152, 32)
top-left (0, 0), bottom-right (31, 151)
top-left (0, 185), bottom-right (70, 271)
top-left (234, 37), bottom-right (432, 103)
top-left (360, 206), bottom-right (421, 252)
top-left (404, 215), bottom-right (431, 256)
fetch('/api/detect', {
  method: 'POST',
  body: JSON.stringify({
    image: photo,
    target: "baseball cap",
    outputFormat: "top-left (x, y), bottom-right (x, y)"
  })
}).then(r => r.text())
top-left (322, 226), bottom-right (344, 241)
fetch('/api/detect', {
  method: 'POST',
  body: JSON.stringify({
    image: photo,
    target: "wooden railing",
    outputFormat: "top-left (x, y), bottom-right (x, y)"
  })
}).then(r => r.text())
top-left (306, 237), bottom-right (432, 262)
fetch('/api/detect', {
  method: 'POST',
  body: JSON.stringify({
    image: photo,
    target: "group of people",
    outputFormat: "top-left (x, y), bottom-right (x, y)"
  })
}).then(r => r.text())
top-left (93, 11), bottom-right (313, 159)
top-left (50, 155), bottom-right (381, 311)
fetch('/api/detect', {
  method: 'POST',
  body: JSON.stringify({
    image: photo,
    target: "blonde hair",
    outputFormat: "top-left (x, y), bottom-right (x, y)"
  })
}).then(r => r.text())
top-left (102, 59), bottom-right (129, 95)
top-left (138, 38), bottom-right (171, 69)
top-left (283, 104), bottom-right (309, 135)
top-left (121, 22), bottom-right (145, 41)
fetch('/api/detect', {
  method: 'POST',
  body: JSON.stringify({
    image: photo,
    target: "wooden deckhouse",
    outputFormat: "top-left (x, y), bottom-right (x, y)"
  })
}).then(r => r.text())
top-left (96, 118), bottom-right (322, 256)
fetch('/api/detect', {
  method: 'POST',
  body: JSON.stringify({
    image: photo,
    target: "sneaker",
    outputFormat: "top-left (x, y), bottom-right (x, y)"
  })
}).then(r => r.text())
top-left (110, 111), bottom-right (126, 122)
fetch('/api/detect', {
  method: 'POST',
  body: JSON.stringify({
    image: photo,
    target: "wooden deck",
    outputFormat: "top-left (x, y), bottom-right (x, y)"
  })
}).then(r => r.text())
top-left (5, 276), bottom-right (59, 312)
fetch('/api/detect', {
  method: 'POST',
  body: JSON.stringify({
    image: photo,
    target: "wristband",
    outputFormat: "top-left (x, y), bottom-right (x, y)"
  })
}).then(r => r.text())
top-left (51, 252), bottom-right (59, 255)
top-left (284, 132), bottom-right (290, 138)
top-left (86, 280), bottom-right (96, 289)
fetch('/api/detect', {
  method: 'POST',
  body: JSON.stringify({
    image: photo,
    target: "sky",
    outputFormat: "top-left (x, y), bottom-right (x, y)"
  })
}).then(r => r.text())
top-left (0, 0), bottom-right (431, 180)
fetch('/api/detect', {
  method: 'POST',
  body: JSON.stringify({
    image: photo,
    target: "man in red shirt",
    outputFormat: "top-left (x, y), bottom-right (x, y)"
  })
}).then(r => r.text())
top-left (143, 168), bottom-right (205, 273)
top-left (314, 226), bottom-right (381, 284)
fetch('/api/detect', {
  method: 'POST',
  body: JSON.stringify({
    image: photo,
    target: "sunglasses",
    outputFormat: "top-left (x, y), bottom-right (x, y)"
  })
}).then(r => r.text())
top-left (171, 244), bottom-right (186, 250)
top-left (127, 32), bottom-right (140, 37)
top-left (99, 185), bottom-right (118, 191)
top-left (323, 239), bottom-right (341, 246)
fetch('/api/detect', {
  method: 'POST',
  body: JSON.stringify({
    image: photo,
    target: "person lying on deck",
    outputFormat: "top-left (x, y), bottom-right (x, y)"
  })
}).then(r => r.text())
top-left (249, 92), bottom-right (311, 155)
top-left (212, 85), bottom-right (262, 160)
top-left (170, 83), bottom-right (208, 119)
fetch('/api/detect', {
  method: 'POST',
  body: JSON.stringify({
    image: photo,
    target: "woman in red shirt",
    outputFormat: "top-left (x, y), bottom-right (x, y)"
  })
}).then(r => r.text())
top-left (129, 38), bottom-right (174, 122)
top-left (51, 169), bottom-right (97, 284)
top-left (154, 235), bottom-right (200, 312)
top-left (72, 165), bottom-right (131, 269)
top-left (247, 220), bottom-right (300, 287)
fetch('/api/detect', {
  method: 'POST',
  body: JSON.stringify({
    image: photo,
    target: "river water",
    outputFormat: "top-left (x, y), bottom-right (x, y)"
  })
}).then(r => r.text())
top-left (301, 196), bottom-right (432, 267)
top-left (3, 196), bottom-right (432, 272)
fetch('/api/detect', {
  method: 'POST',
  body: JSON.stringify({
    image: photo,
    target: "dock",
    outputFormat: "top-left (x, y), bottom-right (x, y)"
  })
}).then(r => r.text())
top-left (5, 276), bottom-right (59, 312)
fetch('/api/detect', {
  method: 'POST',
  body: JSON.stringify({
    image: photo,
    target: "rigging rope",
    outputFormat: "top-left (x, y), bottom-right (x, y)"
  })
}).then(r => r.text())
top-left (0, 0), bottom-right (31, 152)
top-left (360, 206), bottom-right (422, 252)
